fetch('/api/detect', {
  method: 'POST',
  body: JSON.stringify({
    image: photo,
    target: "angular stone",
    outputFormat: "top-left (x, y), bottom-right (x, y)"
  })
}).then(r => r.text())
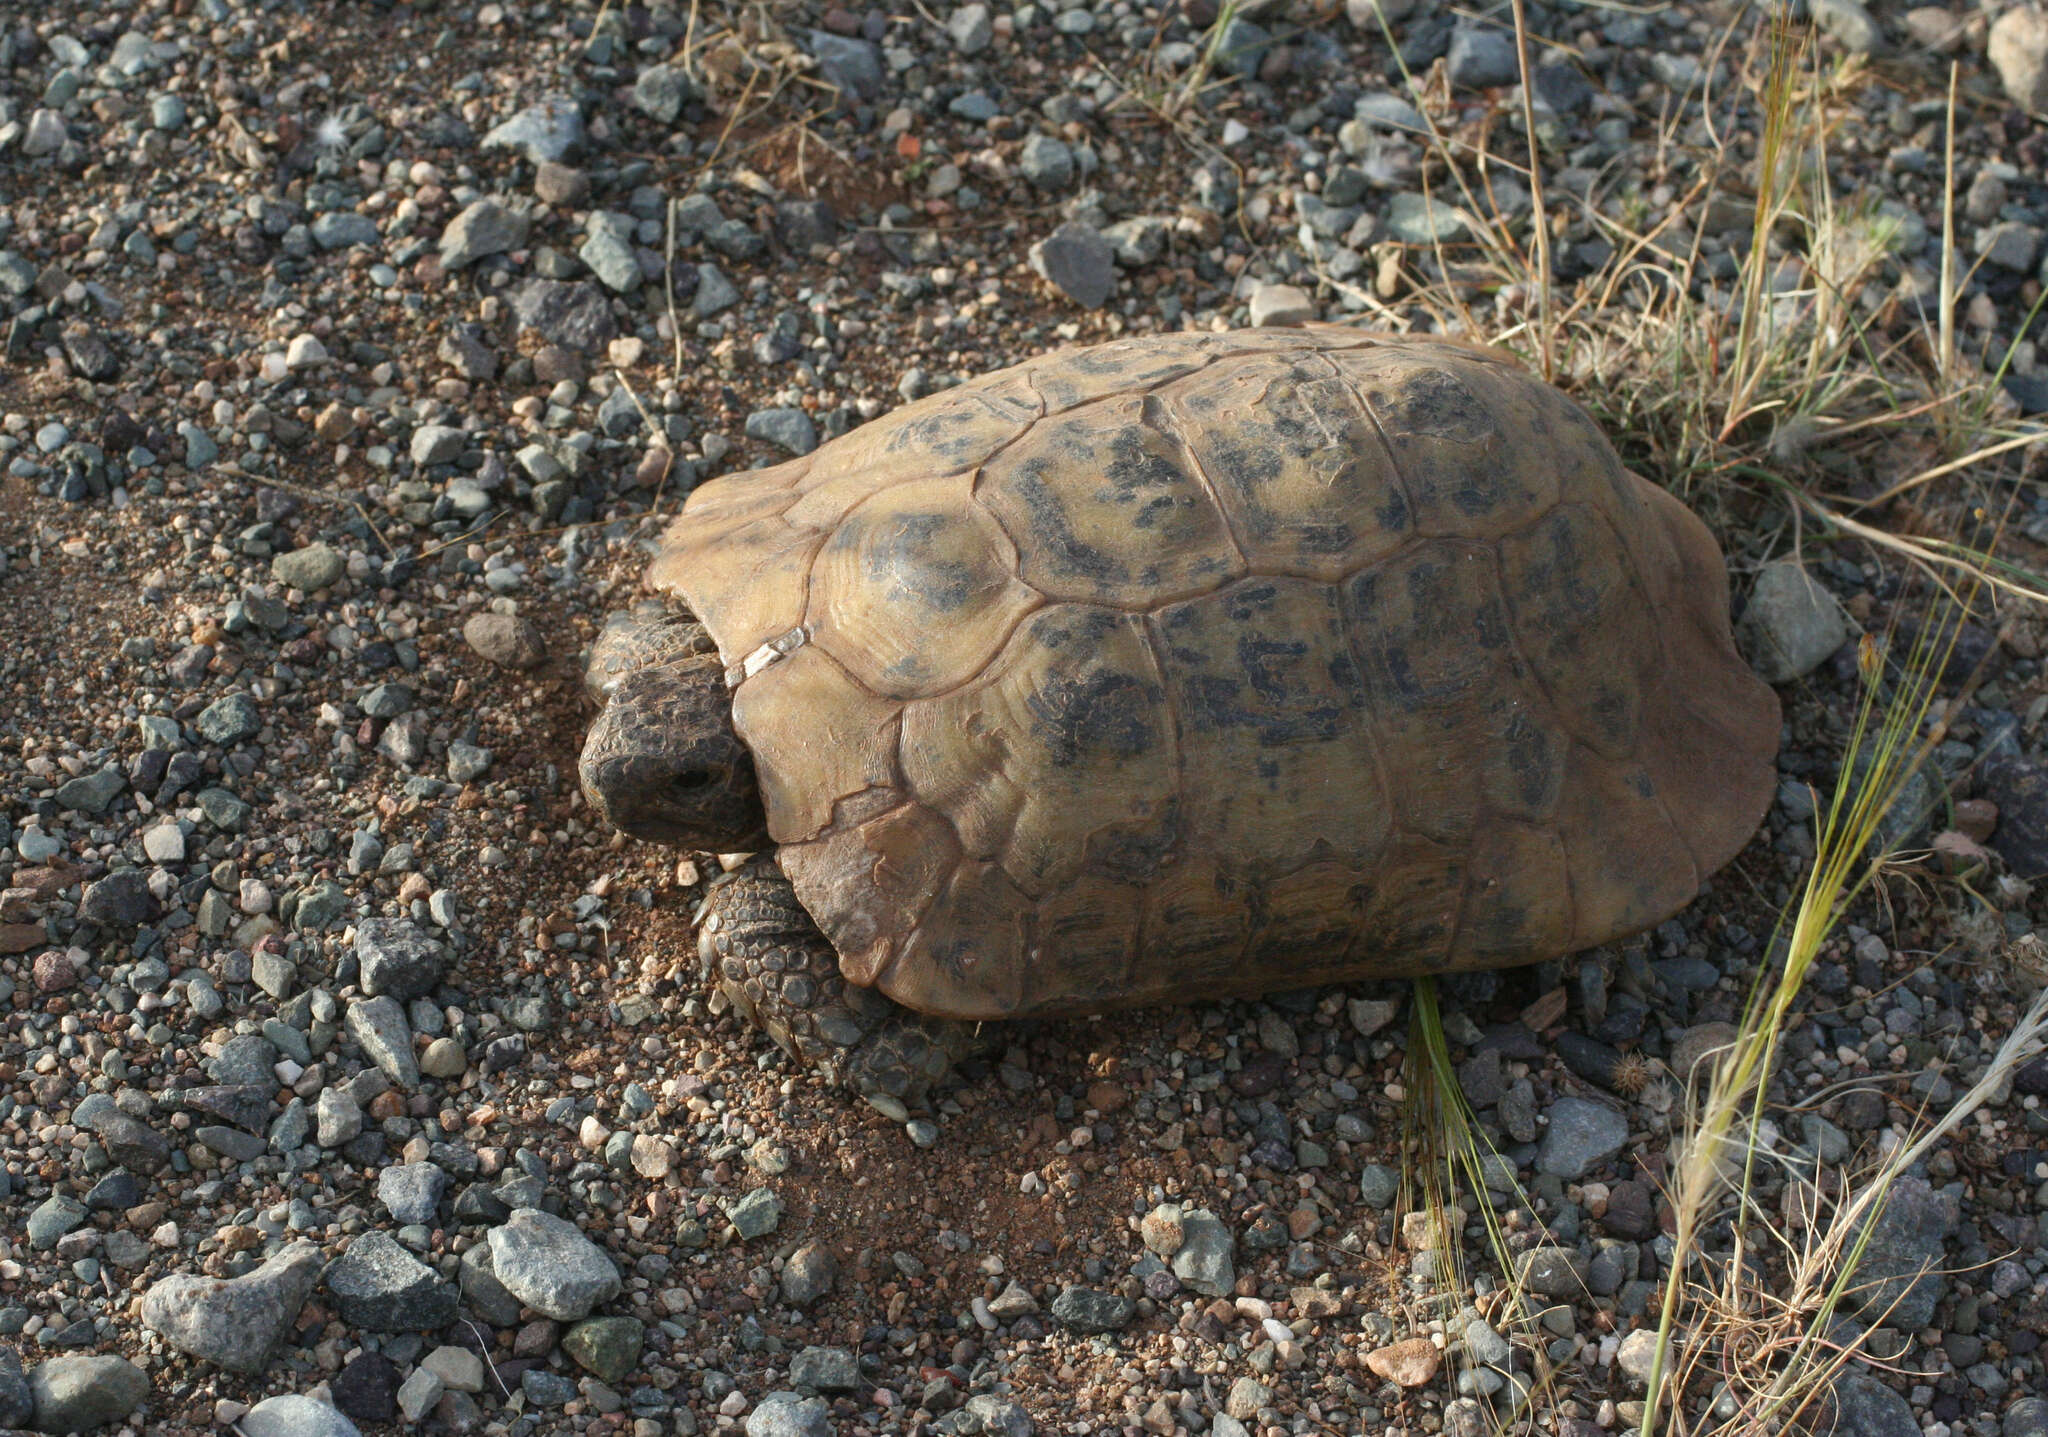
top-left (563, 1316), bottom-right (643, 1384)
top-left (1028, 222), bottom-right (1115, 308)
top-left (345, 997), bottom-right (418, 1087)
top-left (1048, 1287), bottom-right (1132, 1333)
top-left (1736, 560), bottom-right (1850, 683)
top-left (27, 1355), bottom-right (150, 1434)
top-left (438, 199), bottom-right (530, 271)
top-left (1536, 1096), bottom-right (1629, 1180)
top-left (141, 1242), bottom-right (323, 1374)
top-left (354, 918), bottom-right (446, 1000)
top-left (487, 1208), bottom-right (621, 1321)
top-left (323, 1232), bottom-right (458, 1331)
top-left (272, 544), bottom-right (343, 592)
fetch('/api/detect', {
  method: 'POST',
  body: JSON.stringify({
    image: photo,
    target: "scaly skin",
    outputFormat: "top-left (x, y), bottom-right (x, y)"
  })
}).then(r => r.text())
top-left (697, 858), bottom-right (981, 1118)
top-left (581, 604), bottom-right (978, 1116)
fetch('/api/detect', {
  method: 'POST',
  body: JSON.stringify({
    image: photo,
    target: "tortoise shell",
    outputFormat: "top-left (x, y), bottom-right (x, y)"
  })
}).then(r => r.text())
top-left (649, 328), bottom-right (1780, 1021)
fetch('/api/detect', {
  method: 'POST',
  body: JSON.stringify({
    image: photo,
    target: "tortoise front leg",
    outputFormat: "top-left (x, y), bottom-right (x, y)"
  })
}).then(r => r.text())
top-left (696, 858), bottom-right (980, 1119)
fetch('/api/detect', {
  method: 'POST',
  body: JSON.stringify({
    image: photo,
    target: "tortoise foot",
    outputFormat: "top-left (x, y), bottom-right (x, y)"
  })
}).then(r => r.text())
top-left (696, 857), bottom-right (979, 1115)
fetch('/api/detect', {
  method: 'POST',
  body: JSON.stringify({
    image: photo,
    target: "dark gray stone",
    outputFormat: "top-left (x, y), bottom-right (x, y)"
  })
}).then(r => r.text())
top-left (1847, 1175), bottom-right (1951, 1331)
top-left (27, 1355), bottom-right (149, 1434)
top-left (323, 1232), bottom-right (458, 1331)
top-left (354, 918), bottom-right (446, 1000)
top-left (1049, 1287), bottom-right (1133, 1333)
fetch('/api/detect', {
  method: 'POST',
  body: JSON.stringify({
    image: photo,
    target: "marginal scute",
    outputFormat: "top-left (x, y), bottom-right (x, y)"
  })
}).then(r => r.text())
top-left (976, 394), bottom-right (1243, 606)
top-left (778, 797), bottom-right (957, 987)
top-left (648, 328), bottom-right (1782, 1018)
top-left (650, 505), bottom-right (824, 661)
top-left (806, 473), bottom-right (1042, 699)
top-left (1554, 745), bottom-right (1699, 949)
top-left (882, 860), bottom-right (1031, 1018)
top-left (898, 605), bottom-right (1176, 895)
top-left (731, 647), bottom-right (900, 844)
top-left (1452, 819), bottom-right (1572, 965)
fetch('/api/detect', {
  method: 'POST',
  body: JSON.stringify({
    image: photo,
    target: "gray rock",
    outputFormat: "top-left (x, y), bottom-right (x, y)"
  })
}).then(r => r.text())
top-left (2005, 1397), bottom-right (2048, 1437)
top-left (724, 1188), bottom-right (783, 1240)
top-left (745, 408), bottom-right (818, 457)
top-left (967, 1395), bottom-right (1034, 1437)
top-left (508, 278), bottom-right (616, 352)
top-left (27, 1195), bottom-right (88, 1251)
top-left (1102, 216), bottom-right (1170, 267)
top-left (239, 1393), bottom-right (363, 1437)
top-left (410, 424), bottom-right (466, 468)
top-left (315, 1087), bottom-right (363, 1147)
top-left (22, 109), bottom-right (70, 158)
top-left (378, 1163), bottom-right (449, 1225)
top-left (27, 1355), bottom-right (149, 1434)
top-left (1816, 1373), bottom-right (1918, 1437)
top-left (311, 213), bottom-right (380, 251)
top-left (458, 1243), bottom-right (524, 1326)
top-left (0, 1347), bottom-right (28, 1428)
top-left (789, 1345), bottom-right (858, 1392)
top-left (1049, 1287), bottom-right (1133, 1333)
top-left (781, 1241), bottom-right (837, 1306)
top-left (632, 64), bottom-right (696, 123)
top-left (1359, 1164), bottom-right (1399, 1208)
top-left (1447, 25), bottom-right (1519, 87)
top-left (1810, 0), bottom-right (1881, 53)
top-left (1979, 220), bottom-right (2042, 272)
top-left (1386, 192), bottom-right (1468, 244)
top-left (1029, 222), bottom-right (1116, 309)
top-left (1615, 1327), bottom-right (1661, 1389)
top-left (81, 1107), bottom-right (169, 1172)
top-left (1992, 7), bottom-right (2048, 111)
top-left (178, 422), bottom-right (220, 468)
top-left (1211, 15), bottom-right (1270, 78)
top-left (79, 869), bottom-right (158, 927)
top-left (55, 766), bottom-right (126, 815)
top-left (345, 997), bottom-right (418, 1087)
top-left (1019, 133), bottom-right (1075, 191)
top-left (1536, 1096), bottom-right (1628, 1179)
top-left (806, 32), bottom-right (883, 100)
top-left (438, 200), bottom-right (530, 271)
top-left (947, 4), bottom-right (993, 54)
top-left (1171, 1209), bottom-right (1235, 1297)
top-left (272, 542), bottom-right (345, 593)
top-left (1737, 560), bottom-right (1850, 682)
top-left (463, 614), bottom-right (547, 669)
top-left (1847, 1175), bottom-right (1951, 1331)
top-left (324, 1232), bottom-right (459, 1331)
top-left (396, 1367), bottom-right (443, 1423)
top-left (748, 1393), bottom-right (830, 1437)
top-left (694, 262), bottom-right (742, 317)
top-left (1248, 283), bottom-right (1313, 327)
top-left (354, 918), bottom-right (446, 1000)
top-left (580, 212), bottom-right (642, 293)
top-left (140, 1242), bottom-right (322, 1374)
top-left (1513, 1246), bottom-right (1588, 1298)
top-left (483, 95), bottom-right (585, 163)
top-left (196, 692), bottom-right (263, 746)
top-left (487, 1208), bottom-right (622, 1321)
top-left (563, 1316), bottom-right (643, 1384)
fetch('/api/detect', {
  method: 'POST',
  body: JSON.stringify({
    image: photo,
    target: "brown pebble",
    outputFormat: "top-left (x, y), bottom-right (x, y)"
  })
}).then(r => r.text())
top-left (534, 161), bottom-right (590, 207)
top-left (463, 614), bottom-right (549, 670)
top-left (1954, 797), bottom-right (1998, 842)
top-left (0, 924), bottom-right (45, 956)
top-left (1084, 1080), bottom-right (1127, 1115)
top-left (514, 1320), bottom-right (557, 1358)
top-left (1365, 1337), bottom-right (1440, 1387)
top-left (32, 950), bottom-right (76, 992)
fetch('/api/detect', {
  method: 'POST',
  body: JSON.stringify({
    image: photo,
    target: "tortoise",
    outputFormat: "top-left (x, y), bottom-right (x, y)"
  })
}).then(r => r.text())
top-left (579, 327), bottom-right (1781, 1116)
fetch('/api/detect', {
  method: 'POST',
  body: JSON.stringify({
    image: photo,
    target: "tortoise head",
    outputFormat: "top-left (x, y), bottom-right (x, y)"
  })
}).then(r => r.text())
top-left (579, 631), bottom-right (770, 851)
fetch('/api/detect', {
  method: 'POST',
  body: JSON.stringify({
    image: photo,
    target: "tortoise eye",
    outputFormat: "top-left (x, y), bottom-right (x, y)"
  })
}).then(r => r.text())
top-left (670, 769), bottom-right (715, 794)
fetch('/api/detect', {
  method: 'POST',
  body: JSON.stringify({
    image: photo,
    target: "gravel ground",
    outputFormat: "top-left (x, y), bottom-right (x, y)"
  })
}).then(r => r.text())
top-left (3, 2), bottom-right (2048, 1436)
